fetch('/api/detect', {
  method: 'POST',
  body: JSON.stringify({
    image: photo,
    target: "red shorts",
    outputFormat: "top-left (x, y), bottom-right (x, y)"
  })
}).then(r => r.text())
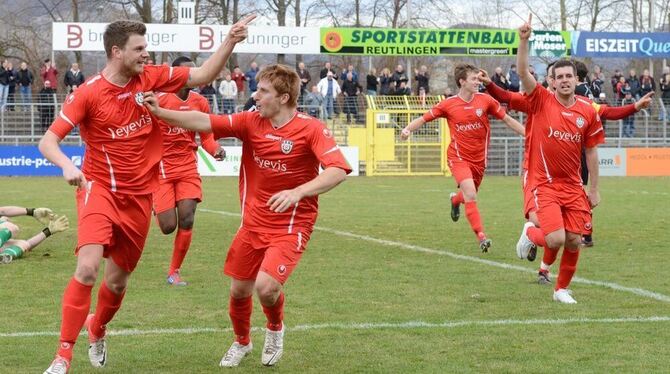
top-left (153, 176), bottom-right (202, 214)
top-left (76, 182), bottom-right (153, 272)
top-left (522, 170), bottom-right (534, 219)
top-left (448, 159), bottom-right (485, 189)
top-left (532, 183), bottom-right (592, 236)
top-left (223, 227), bottom-right (311, 285)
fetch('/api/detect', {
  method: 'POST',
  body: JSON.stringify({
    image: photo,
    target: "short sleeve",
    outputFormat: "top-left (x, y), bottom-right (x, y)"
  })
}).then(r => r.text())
top-left (487, 96), bottom-right (506, 120)
top-left (422, 101), bottom-right (448, 122)
top-left (584, 111), bottom-right (605, 148)
top-left (308, 122), bottom-right (352, 174)
top-left (526, 83), bottom-right (550, 114)
top-left (210, 111), bottom-right (252, 141)
top-left (49, 91), bottom-right (87, 139)
top-left (143, 65), bottom-right (190, 93)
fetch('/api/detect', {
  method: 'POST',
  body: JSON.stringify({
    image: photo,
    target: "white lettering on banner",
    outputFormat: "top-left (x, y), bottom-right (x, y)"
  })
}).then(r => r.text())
top-left (53, 23), bottom-right (320, 54)
top-left (455, 122), bottom-right (484, 132)
top-left (107, 114), bottom-right (152, 139)
top-left (547, 126), bottom-right (582, 142)
top-left (585, 38), bottom-right (639, 53)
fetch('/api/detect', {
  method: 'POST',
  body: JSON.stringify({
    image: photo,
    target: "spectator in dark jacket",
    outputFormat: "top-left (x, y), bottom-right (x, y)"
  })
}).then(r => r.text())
top-left (16, 62), bottom-right (33, 111)
top-left (414, 65), bottom-right (430, 95)
top-left (366, 68), bottom-right (379, 95)
top-left (639, 69), bottom-right (655, 97)
top-left (379, 68), bottom-right (393, 95)
top-left (64, 63), bottom-right (85, 93)
top-left (659, 69), bottom-right (670, 120)
top-left (244, 61), bottom-right (259, 93)
top-left (38, 80), bottom-right (56, 131)
top-left (391, 64), bottom-right (408, 87)
top-left (297, 62), bottom-right (311, 104)
top-left (627, 69), bottom-right (641, 99)
top-left (507, 64), bottom-right (520, 92)
top-left (491, 67), bottom-right (508, 90)
top-left (319, 62), bottom-right (337, 80)
top-left (0, 59), bottom-right (10, 110)
top-left (341, 72), bottom-right (362, 123)
top-left (5, 61), bottom-right (17, 111)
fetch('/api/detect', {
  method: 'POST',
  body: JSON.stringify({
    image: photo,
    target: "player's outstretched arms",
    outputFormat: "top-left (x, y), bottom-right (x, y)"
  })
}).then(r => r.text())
top-left (187, 15), bottom-right (256, 88)
top-left (39, 131), bottom-right (87, 189)
top-left (401, 117), bottom-right (427, 140)
top-left (266, 167), bottom-right (347, 213)
top-left (585, 147), bottom-right (600, 208)
top-left (502, 114), bottom-right (525, 136)
top-left (143, 92), bottom-right (212, 132)
top-left (516, 13), bottom-right (537, 95)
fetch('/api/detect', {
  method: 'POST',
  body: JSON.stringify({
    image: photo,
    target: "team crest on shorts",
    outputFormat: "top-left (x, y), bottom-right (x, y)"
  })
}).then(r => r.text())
top-left (134, 92), bottom-right (144, 106)
top-left (277, 264), bottom-right (287, 275)
top-left (585, 221), bottom-right (592, 230)
top-left (475, 108), bottom-right (483, 117)
top-left (281, 139), bottom-right (294, 154)
top-left (576, 117), bottom-right (585, 128)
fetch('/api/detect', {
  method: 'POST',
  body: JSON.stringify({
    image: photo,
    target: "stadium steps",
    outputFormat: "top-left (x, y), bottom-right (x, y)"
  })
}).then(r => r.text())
top-left (0, 110), bottom-right (38, 136)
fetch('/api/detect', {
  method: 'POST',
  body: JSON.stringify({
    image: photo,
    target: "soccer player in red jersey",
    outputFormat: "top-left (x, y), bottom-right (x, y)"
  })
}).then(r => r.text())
top-left (143, 64), bottom-right (351, 367)
top-left (400, 63), bottom-right (525, 252)
top-left (514, 15), bottom-right (605, 304)
top-left (153, 56), bottom-right (225, 286)
top-left (38, 17), bottom-right (254, 374)
top-left (480, 66), bottom-right (652, 284)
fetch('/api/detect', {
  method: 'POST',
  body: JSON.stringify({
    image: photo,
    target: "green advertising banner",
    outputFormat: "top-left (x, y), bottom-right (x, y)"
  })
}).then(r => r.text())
top-left (320, 27), bottom-right (570, 57)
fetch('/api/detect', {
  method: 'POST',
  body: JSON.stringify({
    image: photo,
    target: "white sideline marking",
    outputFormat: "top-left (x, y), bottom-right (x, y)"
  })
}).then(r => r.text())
top-left (199, 209), bottom-right (670, 303)
top-left (2, 316), bottom-right (669, 338)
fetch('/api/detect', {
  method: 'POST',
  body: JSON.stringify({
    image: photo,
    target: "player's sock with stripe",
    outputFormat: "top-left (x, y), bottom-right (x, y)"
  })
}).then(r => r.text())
top-left (169, 228), bottom-right (192, 275)
top-left (451, 191), bottom-right (464, 206)
top-left (90, 282), bottom-right (125, 339)
top-left (229, 296), bottom-right (253, 345)
top-left (58, 278), bottom-right (93, 360)
top-left (541, 247), bottom-right (558, 270)
top-left (262, 292), bottom-right (284, 331)
top-left (556, 248), bottom-right (580, 290)
top-left (527, 226), bottom-right (547, 247)
top-left (464, 201), bottom-right (483, 235)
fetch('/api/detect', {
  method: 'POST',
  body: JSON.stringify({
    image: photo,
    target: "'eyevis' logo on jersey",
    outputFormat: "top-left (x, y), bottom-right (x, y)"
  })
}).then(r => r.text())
top-left (576, 117), bottom-right (585, 128)
top-left (134, 92), bottom-right (144, 106)
top-left (475, 108), bottom-right (483, 117)
top-left (281, 139), bottom-right (293, 154)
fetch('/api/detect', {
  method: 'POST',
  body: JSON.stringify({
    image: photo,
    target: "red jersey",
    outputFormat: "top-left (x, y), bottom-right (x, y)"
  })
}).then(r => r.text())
top-left (423, 93), bottom-right (506, 167)
top-left (210, 111), bottom-right (352, 233)
top-left (525, 84), bottom-right (605, 189)
top-left (156, 91), bottom-right (220, 180)
top-left (49, 65), bottom-right (190, 194)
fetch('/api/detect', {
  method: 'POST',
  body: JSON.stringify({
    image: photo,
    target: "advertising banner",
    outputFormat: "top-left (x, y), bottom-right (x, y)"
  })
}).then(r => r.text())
top-left (597, 148), bottom-right (626, 176)
top-left (197, 146), bottom-right (360, 176)
top-left (320, 27), bottom-right (570, 57)
top-left (572, 31), bottom-right (670, 58)
top-left (0, 145), bottom-right (84, 176)
top-left (626, 148), bottom-right (670, 176)
top-left (52, 23), bottom-right (320, 54)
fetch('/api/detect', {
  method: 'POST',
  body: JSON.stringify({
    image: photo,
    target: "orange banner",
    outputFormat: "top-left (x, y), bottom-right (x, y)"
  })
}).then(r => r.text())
top-left (626, 148), bottom-right (670, 176)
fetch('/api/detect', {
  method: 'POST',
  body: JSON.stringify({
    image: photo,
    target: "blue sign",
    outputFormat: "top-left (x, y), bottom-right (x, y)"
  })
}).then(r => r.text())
top-left (0, 145), bottom-right (84, 176)
top-left (572, 31), bottom-right (670, 58)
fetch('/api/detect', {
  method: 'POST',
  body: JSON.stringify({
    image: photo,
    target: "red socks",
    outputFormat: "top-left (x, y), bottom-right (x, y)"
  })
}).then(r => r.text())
top-left (229, 296), bottom-right (253, 345)
top-left (556, 248), bottom-right (580, 290)
top-left (451, 191), bottom-right (464, 205)
top-left (464, 201), bottom-right (484, 235)
top-left (90, 282), bottom-right (125, 340)
top-left (527, 226), bottom-right (547, 247)
top-left (58, 278), bottom-right (93, 360)
top-left (169, 228), bottom-right (193, 274)
top-left (541, 247), bottom-right (559, 270)
top-left (262, 293), bottom-right (284, 331)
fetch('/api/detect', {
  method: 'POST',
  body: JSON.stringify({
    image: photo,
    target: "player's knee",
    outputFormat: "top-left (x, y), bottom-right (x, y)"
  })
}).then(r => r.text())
top-left (230, 285), bottom-right (253, 299)
top-left (255, 281), bottom-right (281, 304)
top-left (74, 264), bottom-right (99, 284)
top-left (178, 214), bottom-right (194, 230)
top-left (565, 235), bottom-right (582, 249)
top-left (462, 190), bottom-right (477, 202)
top-left (2, 222), bottom-right (20, 236)
top-left (159, 222), bottom-right (177, 235)
top-left (105, 280), bottom-right (127, 295)
top-left (545, 236), bottom-right (565, 249)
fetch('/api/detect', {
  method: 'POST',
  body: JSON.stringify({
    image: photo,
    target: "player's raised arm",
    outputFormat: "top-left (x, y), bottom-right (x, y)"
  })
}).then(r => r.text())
top-left (400, 116), bottom-right (427, 140)
top-left (186, 15), bottom-right (256, 88)
top-left (516, 13), bottom-right (537, 95)
top-left (501, 114), bottom-right (525, 136)
top-left (143, 91), bottom-right (212, 132)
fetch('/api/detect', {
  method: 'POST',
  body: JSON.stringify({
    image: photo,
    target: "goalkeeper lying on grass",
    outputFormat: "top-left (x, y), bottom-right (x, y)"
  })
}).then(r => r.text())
top-left (0, 206), bottom-right (69, 264)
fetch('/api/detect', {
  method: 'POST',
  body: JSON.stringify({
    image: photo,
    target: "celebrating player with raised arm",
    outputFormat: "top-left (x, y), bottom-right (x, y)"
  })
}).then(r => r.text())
top-left (514, 14), bottom-right (605, 304)
top-left (401, 63), bottom-right (524, 252)
top-left (143, 64), bottom-right (351, 368)
top-left (153, 56), bottom-right (225, 287)
top-left (38, 16), bottom-right (254, 374)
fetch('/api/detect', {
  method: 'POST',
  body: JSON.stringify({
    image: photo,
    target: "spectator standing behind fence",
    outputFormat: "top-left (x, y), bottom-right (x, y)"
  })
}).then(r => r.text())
top-left (627, 69), bottom-right (641, 100)
top-left (297, 62), bottom-right (311, 104)
top-left (393, 80), bottom-right (411, 96)
top-left (379, 68), bottom-right (392, 95)
top-left (218, 73), bottom-right (237, 114)
top-left (659, 69), bottom-right (670, 120)
top-left (491, 66), bottom-right (508, 90)
top-left (64, 63), bottom-right (85, 93)
top-left (316, 71), bottom-right (340, 119)
top-left (6, 61), bottom-right (17, 111)
top-left (366, 68), bottom-right (378, 95)
top-left (245, 61), bottom-right (259, 93)
top-left (622, 91), bottom-right (636, 137)
top-left (304, 85), bottom-right (323, 118)
top-left (231, 66), bottom-right (246, 100)
top-left (616, 76), bottom-right (628, 101)
top-left (590, 72), bottom-right (603, 98)
top-left (38, 80), bottom-right (56, 131)
top-left (320, 62), bottom-right (337, 80)
top-left (40, 59), bottom-right (58, 92)
top-left (611, 69), bottom-right (623, 97)
top-left (342, 72), bottom-right (361, 124)
top-left (0, 60), bottom-right (10, 110)
top-left (17, 62), bottom-right (33, 111)
top-left (507, 64), bottom-right (520, 92)
top-left (200, 82), bottom-right (217, 110)
top-left (415, 65), bottom-right (430, 95)
top-left (340, 64), bottom-right (358, 83)
top-left (391, 64), bottom-right (408, 87)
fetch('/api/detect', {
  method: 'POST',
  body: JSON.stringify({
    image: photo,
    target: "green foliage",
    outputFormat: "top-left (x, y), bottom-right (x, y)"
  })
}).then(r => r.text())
top-left (0, 176), bottom-right (668, 372)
